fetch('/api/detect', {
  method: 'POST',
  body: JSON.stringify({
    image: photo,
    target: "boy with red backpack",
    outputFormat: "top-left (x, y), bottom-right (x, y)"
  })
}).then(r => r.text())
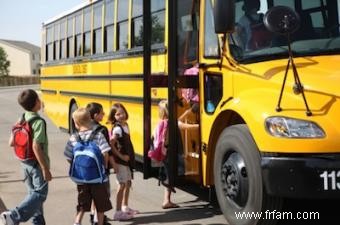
top-left (1, 89), bottom-right (52, 225)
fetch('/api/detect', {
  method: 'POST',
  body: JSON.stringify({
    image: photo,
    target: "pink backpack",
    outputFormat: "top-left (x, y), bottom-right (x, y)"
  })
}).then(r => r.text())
top-left (148, 119), bottom-right (168, 162)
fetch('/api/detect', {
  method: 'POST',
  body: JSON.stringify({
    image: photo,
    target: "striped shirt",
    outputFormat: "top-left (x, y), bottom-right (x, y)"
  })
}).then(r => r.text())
top-left (64, 129), bottom-right (111, 161)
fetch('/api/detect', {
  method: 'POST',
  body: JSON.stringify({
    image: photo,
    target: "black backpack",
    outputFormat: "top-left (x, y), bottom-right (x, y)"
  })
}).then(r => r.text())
top-left (112, 123), bottom-right (135, 170)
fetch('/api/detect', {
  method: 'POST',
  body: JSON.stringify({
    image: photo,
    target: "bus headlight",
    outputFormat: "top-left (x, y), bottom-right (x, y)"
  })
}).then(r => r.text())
top-left (265, 117), bottom-right (325, 138)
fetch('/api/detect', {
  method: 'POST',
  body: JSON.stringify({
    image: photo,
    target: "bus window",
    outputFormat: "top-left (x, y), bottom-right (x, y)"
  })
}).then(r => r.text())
top-left (104, 0), bottom-right (114, 52)
top-left (204, 74), bottom-right (222, 114)
top-left (83, 6), bottom-right (91, 56)
top-left (54, 23), bottom-right (60, 60)
top-left (67, 16), bottom-right (74, 58)
top-left (75, 12), bottom-right (82, 57)
top-left (177, 0), bottom-right (199, 72)
top-left (93, 2), bottom-right (103, 54)
top-left (151, 0), bottom-right (165, 45)
top-left (46, 26), bottom-right (53, 61)
top-left (132, 0), bottom-right (143, 48)
top-left (204, 0), bottom-right (219, 58)
top-left (117, 0), bottom-right (129, 50)
top-left (60, 19), bottom-right (66, 59)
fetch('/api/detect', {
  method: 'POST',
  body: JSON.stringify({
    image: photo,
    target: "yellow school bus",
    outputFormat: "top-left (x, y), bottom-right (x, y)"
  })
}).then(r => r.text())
top-left (41, 0), bottom-right (340, 224)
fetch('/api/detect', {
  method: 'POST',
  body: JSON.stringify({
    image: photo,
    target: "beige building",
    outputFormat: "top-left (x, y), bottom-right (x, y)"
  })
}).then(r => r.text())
top-left (0, 39), bottom-right (41, 76)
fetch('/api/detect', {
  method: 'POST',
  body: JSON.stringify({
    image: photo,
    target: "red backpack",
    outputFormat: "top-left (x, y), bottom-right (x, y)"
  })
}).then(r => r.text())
top-left (11, 114), bottom-right (44, 161)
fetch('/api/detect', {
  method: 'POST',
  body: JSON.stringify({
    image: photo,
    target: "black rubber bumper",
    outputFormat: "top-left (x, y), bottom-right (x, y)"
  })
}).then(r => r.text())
top-left (261, 154), bottom-right (340, 198)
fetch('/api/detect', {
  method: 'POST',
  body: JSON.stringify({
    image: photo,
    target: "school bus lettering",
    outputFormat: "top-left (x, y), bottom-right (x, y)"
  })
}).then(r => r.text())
top-left (72, 64), bottom-right (87, 74)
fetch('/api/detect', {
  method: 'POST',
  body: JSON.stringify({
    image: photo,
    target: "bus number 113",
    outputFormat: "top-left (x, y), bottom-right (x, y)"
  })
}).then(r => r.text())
top-left (319, 170), bottom-right (340, 190)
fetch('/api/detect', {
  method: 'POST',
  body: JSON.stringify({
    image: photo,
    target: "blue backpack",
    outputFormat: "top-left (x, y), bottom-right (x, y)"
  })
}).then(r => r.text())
top-left (69, 131), bottom-right (107, 184)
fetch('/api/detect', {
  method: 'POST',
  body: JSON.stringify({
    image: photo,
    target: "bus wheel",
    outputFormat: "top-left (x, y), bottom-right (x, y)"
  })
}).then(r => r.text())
top-left (69, 102), bottom-right (78, 134)
top-left (214, 124), bottom-right (282, 225)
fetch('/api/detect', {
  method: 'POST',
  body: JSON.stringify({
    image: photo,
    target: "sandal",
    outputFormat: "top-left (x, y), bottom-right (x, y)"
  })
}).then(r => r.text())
top-left (162, 202), bottom-right (179, 209)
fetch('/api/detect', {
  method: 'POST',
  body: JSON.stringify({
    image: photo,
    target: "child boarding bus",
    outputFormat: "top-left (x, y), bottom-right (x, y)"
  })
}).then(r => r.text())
top-left (41, 0), bottom-right (340, 224)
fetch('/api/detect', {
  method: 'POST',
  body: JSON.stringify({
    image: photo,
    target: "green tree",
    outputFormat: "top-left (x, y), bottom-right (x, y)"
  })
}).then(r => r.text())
top-left (0, 47), bottom-right (10, 76)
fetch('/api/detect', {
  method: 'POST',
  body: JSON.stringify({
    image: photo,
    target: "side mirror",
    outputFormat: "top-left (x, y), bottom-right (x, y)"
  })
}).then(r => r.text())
top-left (214, 0), bottom-right (235, 34)
top-left (264, 6), bottom-right (300, 35)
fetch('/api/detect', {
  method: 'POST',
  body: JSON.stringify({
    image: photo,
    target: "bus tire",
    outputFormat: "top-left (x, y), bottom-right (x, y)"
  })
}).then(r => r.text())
top-left (69, 102), bottom-right (78, 134)
top-left (214, 124), bottom-right (282, 225)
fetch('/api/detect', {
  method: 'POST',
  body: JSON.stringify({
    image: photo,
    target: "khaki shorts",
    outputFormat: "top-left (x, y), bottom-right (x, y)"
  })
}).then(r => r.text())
top-left (115, 164), bottom-right (132, 184)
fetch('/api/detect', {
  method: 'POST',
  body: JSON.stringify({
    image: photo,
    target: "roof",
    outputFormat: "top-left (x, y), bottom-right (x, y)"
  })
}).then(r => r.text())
top-left (43, 0), bottom-right (99, 26)
top-left (0, 39), bottom-right (40, 53)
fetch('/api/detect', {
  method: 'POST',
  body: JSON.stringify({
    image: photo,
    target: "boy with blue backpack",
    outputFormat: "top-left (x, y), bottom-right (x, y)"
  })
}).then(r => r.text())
top-left (64, 108), bottom-right (112, 225)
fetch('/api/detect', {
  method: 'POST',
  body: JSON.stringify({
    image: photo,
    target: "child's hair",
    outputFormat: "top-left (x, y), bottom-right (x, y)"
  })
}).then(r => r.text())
top-left (107, 102), bottom-right (129, 124)
top-left (114, 102), bottom-right (129, 120)
top-left (18, 89), bottom-right (39, 111)
top-left (107, 106), bottom-right (117, 124)
top-left (72, 107), bottom-right (92, 127)
top-left (158, 99), bottom-right (168, 119)
top-left (86, 102), bottom-right (103, 119)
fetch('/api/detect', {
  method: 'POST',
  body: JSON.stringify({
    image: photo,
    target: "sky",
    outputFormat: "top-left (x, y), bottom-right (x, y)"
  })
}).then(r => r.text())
top-left (0, 0), bottom-right (85, 46)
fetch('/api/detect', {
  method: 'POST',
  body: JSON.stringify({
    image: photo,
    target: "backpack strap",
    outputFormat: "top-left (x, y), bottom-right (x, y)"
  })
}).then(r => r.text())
top-left (74, 132), bottom-right (83, 143)
top-left (88, 126), bottom-right (101, 141)
top-left (23, 114), bottom-right (47, 137)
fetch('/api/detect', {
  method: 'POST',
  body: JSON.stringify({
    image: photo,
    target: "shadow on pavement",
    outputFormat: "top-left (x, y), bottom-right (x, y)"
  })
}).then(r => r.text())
top-left (120, 204), bottom-right (225, 225)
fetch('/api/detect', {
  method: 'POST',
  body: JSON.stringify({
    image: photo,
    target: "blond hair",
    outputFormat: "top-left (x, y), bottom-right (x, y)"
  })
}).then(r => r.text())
top-left (158, 99), bottom-right (168, 119)
top-left (72, 107), bottom-right (92, 128)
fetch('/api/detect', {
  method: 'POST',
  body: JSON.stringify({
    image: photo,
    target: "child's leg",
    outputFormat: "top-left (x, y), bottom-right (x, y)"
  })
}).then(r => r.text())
top-left (74, 210), bottom-right (84, 224)
top-left (122, 180), bottom-right (131, 207)
top-left (90, 200), bottom-right (97, 223)
top-left (96, 212), bottom-right (104, 225)
top-left (116, 183), bottom-right (125, 211)
top-left (163, 188), bottom-right (171, 206)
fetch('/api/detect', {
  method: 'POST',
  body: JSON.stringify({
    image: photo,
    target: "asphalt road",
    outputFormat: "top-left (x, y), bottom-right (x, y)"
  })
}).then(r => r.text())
top-left (0, 85), bottom-right (226, 225)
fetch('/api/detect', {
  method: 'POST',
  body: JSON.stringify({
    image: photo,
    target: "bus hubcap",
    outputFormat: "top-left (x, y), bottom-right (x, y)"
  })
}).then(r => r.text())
top-left (221, 152), bottom-right (248, 207)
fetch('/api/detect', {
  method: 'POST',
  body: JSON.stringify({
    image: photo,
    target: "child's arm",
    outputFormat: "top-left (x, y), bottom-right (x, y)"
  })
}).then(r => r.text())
top-left (8, 133), bottom-right (14, 147)
top-left (110, 136), bottom-right (130, 162)
top-left (64, 137), bottom-right (74, 163)
top-left (178, 108), bottom-right (199, 130)
top-left (108, 154), bottom-right (118, 172)
top-left (103, 151), bottom-right (109, 168)
top-left (33, 141), bottom-right (52, 181)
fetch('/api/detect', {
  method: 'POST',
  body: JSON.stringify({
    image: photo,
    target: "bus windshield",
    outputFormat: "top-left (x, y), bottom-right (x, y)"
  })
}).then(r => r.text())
top-left (229, 0), bottom-right (340, 63)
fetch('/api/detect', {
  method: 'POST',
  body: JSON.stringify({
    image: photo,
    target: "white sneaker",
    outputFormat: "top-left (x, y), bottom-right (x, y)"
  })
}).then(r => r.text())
top-left (0, 211), bottom-right (15, 225)
top-left (122, 206), bottom-right (140, 215)
top-left (113, 211), bottom-right (133, 221)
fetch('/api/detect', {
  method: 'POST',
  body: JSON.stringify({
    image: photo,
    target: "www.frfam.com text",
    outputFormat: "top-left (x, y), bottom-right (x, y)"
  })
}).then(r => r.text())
top-left (235, 210), bottom-right (320, 220)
